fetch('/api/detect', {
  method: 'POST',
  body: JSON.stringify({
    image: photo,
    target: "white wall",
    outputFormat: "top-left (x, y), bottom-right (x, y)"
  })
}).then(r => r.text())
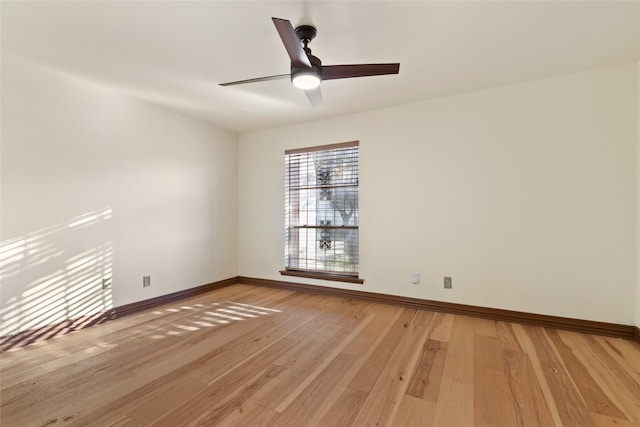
top-left (239, 64), bottom-right (637, 325)
top-left (1, 55), bottom-right (238, 336)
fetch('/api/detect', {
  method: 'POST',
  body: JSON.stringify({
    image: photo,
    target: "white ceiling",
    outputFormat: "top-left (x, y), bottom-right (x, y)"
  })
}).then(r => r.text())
top-left (3, 1), bottom-right (640, 133)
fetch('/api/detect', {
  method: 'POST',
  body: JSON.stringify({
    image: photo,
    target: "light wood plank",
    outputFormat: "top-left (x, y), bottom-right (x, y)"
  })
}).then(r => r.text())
top-left (274, 352), bottom-right (360, 426)
top-left (473, 335), bottom-right (518, 426)
top-left (560, 331), bottom-right (640, 424)
top-left (108, 416), bottom-right (143, 427)
top-left (273, 311), bottom-right (374, 412)
top-left (590, 412), bottom-right (639, 427)
top-left (252, 324), bottom-right (354, 410)
top-left (546, 329), bottom-right (627, 419)
top-left (391, 395), bottom-right (436, 427)
top-left (525, 326), bottom-right (594, 426)
top-left (347, 308), bottom-right (417, 393)
top-left (426, 312), bottom-right (454, 342)
top-left (432, 377), bottom-right (473, 426)
top-left (216, 402), bottom-right (281, 427)
top-left (473, 317), bottom-right (498, 337)
top-left (126, 379), bottom-right (207, 425)
top-left (341, 304), bottom-right (398, 356)
top-left (501, 348), bottom-right (555, 425)
top-left (314, 386), bottom-right (368, 427)
top-left (405, 338), bottom-right (448, 402)
top-left (496, 320), bottom-right (524, 352)
top-left (440, 315), bottom-right (475, 382)
top-left (351, 309), bottom-right (431, 427)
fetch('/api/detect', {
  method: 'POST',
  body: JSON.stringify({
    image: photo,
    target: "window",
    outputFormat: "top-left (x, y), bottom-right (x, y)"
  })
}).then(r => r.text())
top-left (281, 141), bottom-right (362, 284)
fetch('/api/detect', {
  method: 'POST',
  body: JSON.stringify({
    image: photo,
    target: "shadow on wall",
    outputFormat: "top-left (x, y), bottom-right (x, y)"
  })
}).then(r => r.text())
top-left (0, 208), bottom-right (114, 351)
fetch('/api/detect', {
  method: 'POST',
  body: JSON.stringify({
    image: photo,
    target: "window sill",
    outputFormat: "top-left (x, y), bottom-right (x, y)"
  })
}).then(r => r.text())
top-left (279, 270), bottom-right (364, 284)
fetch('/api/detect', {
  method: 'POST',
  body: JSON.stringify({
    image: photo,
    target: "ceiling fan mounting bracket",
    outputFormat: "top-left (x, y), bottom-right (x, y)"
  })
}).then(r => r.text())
top-left (294, 25), bottom-right (317, 43)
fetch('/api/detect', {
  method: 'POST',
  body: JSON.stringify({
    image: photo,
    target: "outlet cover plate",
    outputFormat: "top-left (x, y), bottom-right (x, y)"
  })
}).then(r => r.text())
top-left (444, 276), bottom-right (452, 289)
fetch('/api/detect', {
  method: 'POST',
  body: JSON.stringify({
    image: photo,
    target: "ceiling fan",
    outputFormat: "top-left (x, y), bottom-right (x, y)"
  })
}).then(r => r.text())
top-left (220, 17), bottom-right (400, 109)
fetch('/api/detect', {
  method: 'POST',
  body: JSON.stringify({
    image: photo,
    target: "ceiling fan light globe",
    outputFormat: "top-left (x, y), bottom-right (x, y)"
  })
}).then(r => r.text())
top-left (292, 72), bottom-right (321, 90)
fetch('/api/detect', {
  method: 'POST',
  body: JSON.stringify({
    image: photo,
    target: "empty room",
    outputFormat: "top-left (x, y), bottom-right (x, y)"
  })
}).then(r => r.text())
top-left (1, 1), bottom-right (640, 426)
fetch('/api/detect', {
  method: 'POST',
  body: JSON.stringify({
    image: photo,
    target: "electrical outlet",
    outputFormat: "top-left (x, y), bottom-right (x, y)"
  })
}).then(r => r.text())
top-left (143, 276), bottom-right (151, 287)
top-left (102, 278), bottom-right (110, 289)
top-left (410, 273), bottom-right (420, 284)
top-left (444, 276), bottom-right (452, 289)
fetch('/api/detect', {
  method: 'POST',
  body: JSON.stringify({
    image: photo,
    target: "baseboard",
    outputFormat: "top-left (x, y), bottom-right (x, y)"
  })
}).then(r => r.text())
top-left (3, 275), bottom-right (635, 352)
top-left (0, 277), bottom-right (237, 352)
top-left (238, 276), bottom-right (636, 340)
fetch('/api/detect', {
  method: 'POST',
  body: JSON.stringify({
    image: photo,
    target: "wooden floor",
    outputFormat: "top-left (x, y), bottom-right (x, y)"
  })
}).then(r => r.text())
top-left (1, 284), bottom-right (639, 427)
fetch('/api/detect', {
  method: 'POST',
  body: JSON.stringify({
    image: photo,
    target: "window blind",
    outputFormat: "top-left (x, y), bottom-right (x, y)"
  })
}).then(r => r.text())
top-left (285, 141), bottom-right (359, 277)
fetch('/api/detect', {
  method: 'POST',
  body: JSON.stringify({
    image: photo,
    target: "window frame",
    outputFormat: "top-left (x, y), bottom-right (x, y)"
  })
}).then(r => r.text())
top-left (281, 141), bottom-right (363, 284)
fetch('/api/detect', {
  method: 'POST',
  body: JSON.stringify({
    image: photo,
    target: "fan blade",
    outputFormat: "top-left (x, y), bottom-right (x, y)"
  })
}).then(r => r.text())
top-left (304, 87), bottom-right (324, 109)
top-left (220, 74), bottom-right (290, 87)
top-left (272, 17), bottom-right (311, 68)
top-left (321, 63), bottom-right (400, 80)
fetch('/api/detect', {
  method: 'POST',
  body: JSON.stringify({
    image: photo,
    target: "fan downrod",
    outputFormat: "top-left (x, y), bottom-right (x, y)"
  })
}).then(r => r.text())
top-left (295, 25), bottom-right (317, 52)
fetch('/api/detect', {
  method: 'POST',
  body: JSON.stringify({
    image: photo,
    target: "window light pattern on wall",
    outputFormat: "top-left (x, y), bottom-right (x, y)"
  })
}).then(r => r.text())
top-left (284, 141), bottom-right (359, 277)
